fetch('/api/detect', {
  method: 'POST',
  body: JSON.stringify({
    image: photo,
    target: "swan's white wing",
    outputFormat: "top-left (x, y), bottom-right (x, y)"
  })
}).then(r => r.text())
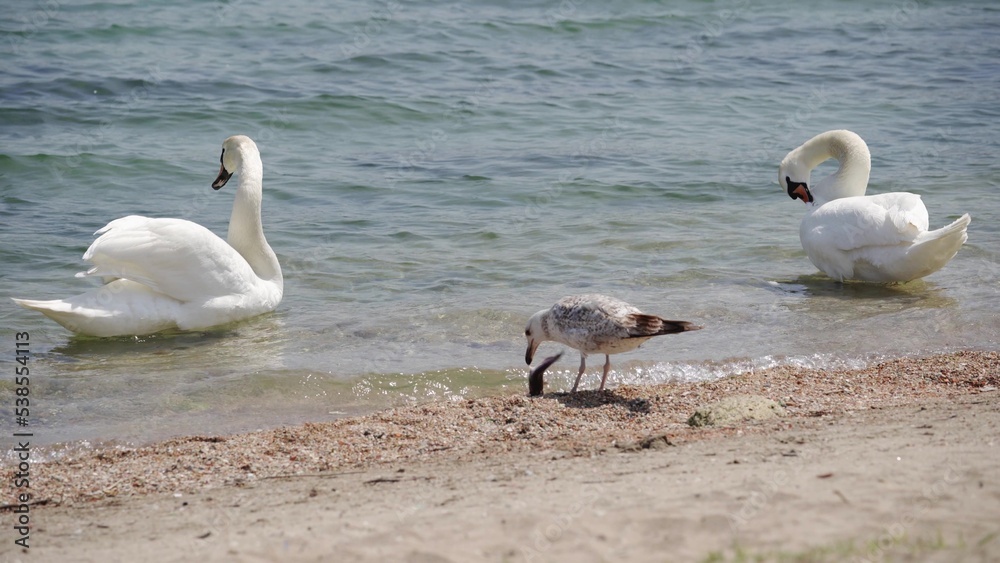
top-left (804, 193), bottom-right (928, 253)
top-left (80, 215), bottom-right (258, 303)
top-left (866, 192), bottom-right (929, 232)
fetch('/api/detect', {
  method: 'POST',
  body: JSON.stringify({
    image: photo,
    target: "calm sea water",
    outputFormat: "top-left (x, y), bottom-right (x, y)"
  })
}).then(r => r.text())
top-left (2, 0), bottom-right (998, 449)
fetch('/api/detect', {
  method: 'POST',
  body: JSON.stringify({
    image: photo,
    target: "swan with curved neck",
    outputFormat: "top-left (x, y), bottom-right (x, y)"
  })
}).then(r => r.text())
top-left (778, 129), bottom-right (970, 282)
top-left (12, 135), bottom-right (283, 336)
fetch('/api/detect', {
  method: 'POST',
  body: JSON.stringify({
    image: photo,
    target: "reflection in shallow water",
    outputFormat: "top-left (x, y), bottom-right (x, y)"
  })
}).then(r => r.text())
top-left (768, 276), bottom-right (959, 315)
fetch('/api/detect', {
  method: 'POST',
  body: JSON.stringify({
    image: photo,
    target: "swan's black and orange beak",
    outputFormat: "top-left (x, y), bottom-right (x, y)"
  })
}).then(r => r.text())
top-left (212, 149), bottom-right (233, 190)
top-left (786, 177), bottom-right (813, 204)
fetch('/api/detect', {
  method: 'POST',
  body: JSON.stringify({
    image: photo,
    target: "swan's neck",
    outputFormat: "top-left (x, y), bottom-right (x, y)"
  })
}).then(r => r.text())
top-left (227, 159), bottom-right (283, 289)
top-left (800, 130), bottom-right (871, 204)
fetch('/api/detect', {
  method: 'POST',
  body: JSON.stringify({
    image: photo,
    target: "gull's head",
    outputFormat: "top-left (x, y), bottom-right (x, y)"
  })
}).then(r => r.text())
top-left (524, 309), bottom-right (548, 365)
top-left (212, 135), bottom-right (258, 190)
top-left (778, 153), bottom-right (813, 205)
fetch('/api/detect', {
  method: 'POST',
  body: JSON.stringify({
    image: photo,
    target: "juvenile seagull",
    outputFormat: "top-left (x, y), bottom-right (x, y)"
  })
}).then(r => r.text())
top-left (524, 294), bottom-right (701, 393)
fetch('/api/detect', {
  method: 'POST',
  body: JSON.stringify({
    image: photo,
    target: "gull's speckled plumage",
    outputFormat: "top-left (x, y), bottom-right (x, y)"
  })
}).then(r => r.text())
top-left (524, 294), bottom-right (701, 393)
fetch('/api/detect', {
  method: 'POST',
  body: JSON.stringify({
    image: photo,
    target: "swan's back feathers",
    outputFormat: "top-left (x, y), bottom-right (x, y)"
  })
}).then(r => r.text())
top-left (804, 199), bottom-right (971, 282)
top-left (804, 194), bottom-right (926, 255)
top-left (851, 213), bottom-right (969, 282)
top-left (866, 192), bottom-right (929, 232)
top-left (80, 215), bottom-right (261, 303)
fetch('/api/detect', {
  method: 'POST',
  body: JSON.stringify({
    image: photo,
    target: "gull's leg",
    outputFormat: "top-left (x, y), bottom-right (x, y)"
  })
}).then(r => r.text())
top-left (571, 353), bottom-right (587, 392)
top-left (598, 355), bottom-right (612, 391)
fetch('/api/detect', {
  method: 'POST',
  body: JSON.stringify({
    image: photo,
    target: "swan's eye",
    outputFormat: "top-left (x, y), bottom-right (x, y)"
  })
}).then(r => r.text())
top-left (525, 329), bottom-right (531, 337)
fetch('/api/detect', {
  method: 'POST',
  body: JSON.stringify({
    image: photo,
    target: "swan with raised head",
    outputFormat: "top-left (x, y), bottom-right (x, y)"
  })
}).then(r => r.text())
top-left (12, 135), bottom-right (283, 336)
top-left (778, 129), bottom-right (970, 282)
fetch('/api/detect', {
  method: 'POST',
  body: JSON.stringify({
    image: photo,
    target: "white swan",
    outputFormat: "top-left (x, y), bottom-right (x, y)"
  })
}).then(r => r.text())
top-left (778, 129), bottom-right (970, 282)
top-left (12, 135), bottom-right (283, 336)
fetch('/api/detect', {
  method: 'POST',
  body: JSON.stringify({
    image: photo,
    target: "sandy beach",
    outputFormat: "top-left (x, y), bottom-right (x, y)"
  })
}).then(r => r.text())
top-left (3, 350), bottom-right (999, 562)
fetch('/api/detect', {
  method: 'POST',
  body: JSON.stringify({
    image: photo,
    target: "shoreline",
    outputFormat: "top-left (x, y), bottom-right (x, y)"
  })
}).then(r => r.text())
top-left (8, 347), bottom-right (983, 457)
top-left (3, 350), bottom-right (998, 561)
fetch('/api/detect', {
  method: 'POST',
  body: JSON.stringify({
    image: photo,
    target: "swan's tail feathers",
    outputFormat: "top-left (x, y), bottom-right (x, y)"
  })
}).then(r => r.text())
top-left (933, 213), bottom-right (971, 242)
top-left (12, 297), bottom-right (75, 314)
top-left (917, 213), bottom-right (970, 248)
top-left (11, 297), bottom-right (110, 335)
top-left (11, 284), bottom-right (178, 337)
top-left (903, 213), bottom-right (971, 280)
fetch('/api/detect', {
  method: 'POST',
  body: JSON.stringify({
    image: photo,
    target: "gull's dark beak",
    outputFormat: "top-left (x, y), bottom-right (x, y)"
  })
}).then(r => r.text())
top-left (786, 177), bottom-right (813, 204)
top-left (525, 340), bottom-right (537, 365)
top-left (212, 164), bottom-right (233, 190)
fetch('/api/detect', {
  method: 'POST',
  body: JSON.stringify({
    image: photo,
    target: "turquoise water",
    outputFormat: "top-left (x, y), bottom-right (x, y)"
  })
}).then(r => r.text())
top-left (2, 0), bottom-right (998, 448)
